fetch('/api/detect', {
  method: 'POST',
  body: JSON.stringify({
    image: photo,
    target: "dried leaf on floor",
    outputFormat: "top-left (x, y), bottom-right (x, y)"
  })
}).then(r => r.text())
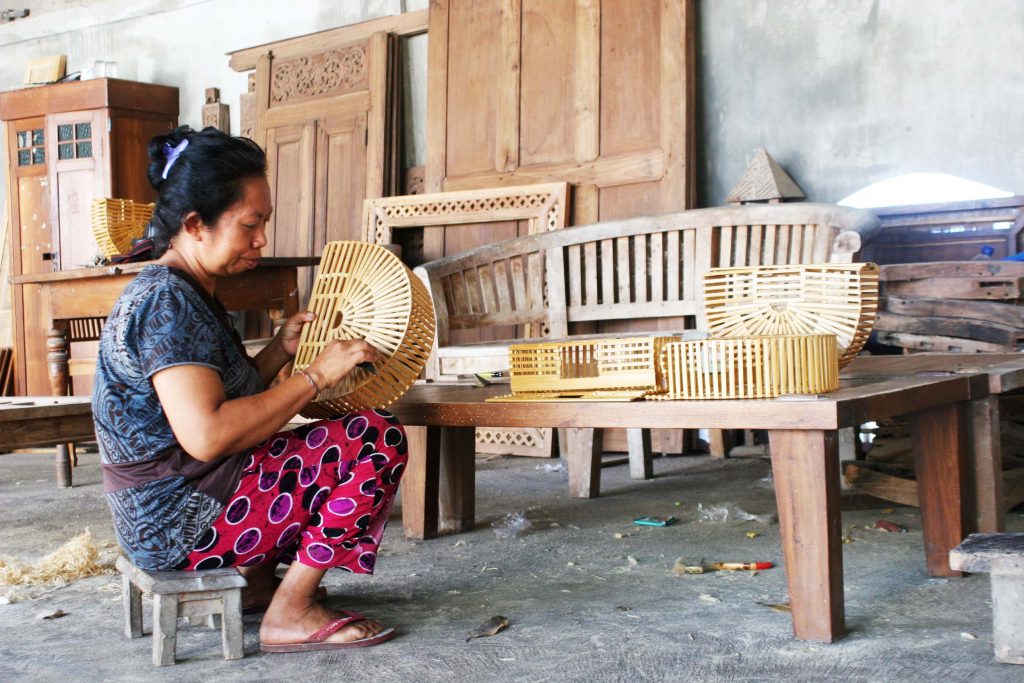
top-left (466, 615), bottom-right (510, 642)
top-left (757, 602), bottom-right (792, 613)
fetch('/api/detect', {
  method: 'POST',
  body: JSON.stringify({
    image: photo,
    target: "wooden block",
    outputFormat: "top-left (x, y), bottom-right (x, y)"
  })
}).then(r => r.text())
top-left (843, 461), bottom-right (919, 506)
top-left (950, 533), bottom-right (1024, 574)
top-left (875, 331), bottom-right (1014, 354)
top-left (875, 312), bottom-right (1024, 348)
top-left (882, 277), bottom-right (1024, 301)
top-left (880, 261), bottom-right (1024, 282)
top-left (882, 295), bottom-right (1024, 328)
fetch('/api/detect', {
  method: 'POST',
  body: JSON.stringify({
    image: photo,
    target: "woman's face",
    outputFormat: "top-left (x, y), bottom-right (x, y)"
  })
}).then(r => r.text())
top-left (203, 176), bottom-right (273, 276)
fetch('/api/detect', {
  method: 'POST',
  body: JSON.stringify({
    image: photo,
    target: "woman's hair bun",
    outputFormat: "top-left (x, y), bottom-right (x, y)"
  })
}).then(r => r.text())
top-left (146, 126), bottom-right (195, 190)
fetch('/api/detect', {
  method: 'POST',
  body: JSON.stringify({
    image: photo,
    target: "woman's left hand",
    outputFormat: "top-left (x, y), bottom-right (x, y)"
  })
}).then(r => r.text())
top-left (275, 311), bottom-right (315, 358)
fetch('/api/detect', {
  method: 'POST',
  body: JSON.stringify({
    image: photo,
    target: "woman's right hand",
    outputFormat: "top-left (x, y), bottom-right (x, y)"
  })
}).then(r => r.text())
top-left (305, 338), bottom-right (378, 389)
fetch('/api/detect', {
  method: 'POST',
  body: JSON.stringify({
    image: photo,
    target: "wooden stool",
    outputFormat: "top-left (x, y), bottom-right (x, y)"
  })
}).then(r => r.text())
top-left (116, 556), bottom-right (247, 666)
top-left (950, 533), bottom-right (1024, 664)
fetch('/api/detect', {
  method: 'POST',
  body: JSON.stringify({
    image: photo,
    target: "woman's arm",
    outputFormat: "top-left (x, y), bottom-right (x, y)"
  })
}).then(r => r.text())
top-left (152, 337), bottom-right (377, 462)
top-left (252, 311), bottom-right (315, 385)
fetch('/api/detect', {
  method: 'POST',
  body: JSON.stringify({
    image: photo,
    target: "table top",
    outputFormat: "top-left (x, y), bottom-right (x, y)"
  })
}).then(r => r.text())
top-left (388, 373), bottom-right (988, 431)
top-left (845, 353), bottom-right (1024, 394)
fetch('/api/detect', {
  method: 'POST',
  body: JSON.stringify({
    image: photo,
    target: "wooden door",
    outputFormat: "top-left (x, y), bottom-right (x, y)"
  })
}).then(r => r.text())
top-left (6, 117), bottom-right (53, 394)
top-left (317, 113), bottom-right (369, 247)
top-left (265, 121), bottom-right (316, 261)
top-left (47, 110), bottom-right (108, 270)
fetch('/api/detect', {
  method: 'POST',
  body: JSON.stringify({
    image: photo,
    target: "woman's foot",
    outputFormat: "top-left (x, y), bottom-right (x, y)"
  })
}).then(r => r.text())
top-left (260, 598), bottom-right (389, 648)
top-left (240, 564), bottom-right (325, 613)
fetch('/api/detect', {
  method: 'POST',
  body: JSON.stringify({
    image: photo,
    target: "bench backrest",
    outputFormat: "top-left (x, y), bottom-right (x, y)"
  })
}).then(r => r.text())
top-left (414, 203), bottom-right (878, 345)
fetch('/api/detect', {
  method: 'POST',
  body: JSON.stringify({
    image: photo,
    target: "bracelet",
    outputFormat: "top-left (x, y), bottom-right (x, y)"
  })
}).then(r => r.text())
top-left (296, 369), bottom-right (319, 396)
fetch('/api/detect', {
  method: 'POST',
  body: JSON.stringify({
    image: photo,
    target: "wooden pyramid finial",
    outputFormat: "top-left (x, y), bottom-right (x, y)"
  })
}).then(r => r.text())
top-left (725, 148), bottom-right (806, 204)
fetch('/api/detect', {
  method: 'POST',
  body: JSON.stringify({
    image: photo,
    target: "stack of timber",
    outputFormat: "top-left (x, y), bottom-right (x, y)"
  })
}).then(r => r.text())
top-left (876, 261), bottom-right (1024, 353)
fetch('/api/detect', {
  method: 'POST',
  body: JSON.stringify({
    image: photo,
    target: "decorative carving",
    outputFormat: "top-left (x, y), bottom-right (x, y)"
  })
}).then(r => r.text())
top-left (239, 92), bottom-right (255, 140)
top-left (270, 45), bottom-right (368, 105)
top-left (726, 148), bottom-right (805, 204)
top-left (202, 87), bottom-right (230, 133)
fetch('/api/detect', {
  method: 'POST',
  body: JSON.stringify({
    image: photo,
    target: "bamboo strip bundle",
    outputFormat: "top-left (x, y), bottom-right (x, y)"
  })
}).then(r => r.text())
top-left (654, 334), bottom-right (839, 400)
top-left (702, 263), bottom-right (878, 368)
top-left (91, 199), bottom-right (154, 258)
top-left (293, 241), bottom-right (435, 417)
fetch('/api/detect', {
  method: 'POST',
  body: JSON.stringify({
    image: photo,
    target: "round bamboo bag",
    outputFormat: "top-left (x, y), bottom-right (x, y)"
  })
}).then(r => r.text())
top-left (292, 241), bottom-right (435, 419)
top-left (702, 263), bottom-right (878, 368)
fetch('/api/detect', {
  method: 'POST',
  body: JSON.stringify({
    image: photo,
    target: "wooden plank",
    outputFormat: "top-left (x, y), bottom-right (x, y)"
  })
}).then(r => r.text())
top-left (574, 0), bottom-right (601, 164)
top-left (584, 241), bottom-right (599, 306)
top-left (769, 429), bottom-right (845, 642)
top-left (600, 238), bottom-right (615, 304)
top-left (567, 244), bottom-right (583, 307)
top-left (883, 278), bottom-right (1024, 301)
top-left (880, 261), bottom-right (1024, 281)
top-left (843, 462), bottom-right (918, 506)
top-left (666, 230), bottom-right (680, 301)
top-left (971, 396), bottom-right (1005, 533)
top-left (425, 0), bottom-right (450, 193)
top-left (875, 312), bottom-right (1024, 348)
top-left (660, 0), bottom-right (695, 211)
top-left (616, 236), bottom-right (631, 303)
top-left (634, 234), bottom-right (648, 303)
top-left (442, 148), bottom-right (665, 191)
top-left (682, 229), bottom-right (695, 301)
top-left (882, 295), bottom-right (1024, 328)
top-left (910, 402), bottom-right (973, 577)
top-left (719, 225), bottom-right (733, 266)
top-left (876, 331), bottom-right (1014, 354)
top-left (650, 231), bottom-right (664, 303)
top-left (493, 259), bottom-right (513, 312)
top-left (495, 0), bottom-right (521, 173)
top-left (365, 31), bottom-right (389, 201)
top-left (733, 225), bottom-right (748, 267)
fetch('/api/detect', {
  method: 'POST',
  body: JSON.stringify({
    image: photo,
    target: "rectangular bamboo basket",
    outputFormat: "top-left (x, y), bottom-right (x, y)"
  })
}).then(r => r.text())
top-left (91, 198), bottom-right (154, 258)
top-left (488, 336), bottom-right (676, 402)
top-left (654, 334), bottom-right (839, 400)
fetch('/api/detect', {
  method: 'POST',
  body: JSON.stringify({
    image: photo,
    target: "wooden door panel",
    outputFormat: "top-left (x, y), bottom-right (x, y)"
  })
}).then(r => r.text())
top-left (17, 176), bottom-right (52, 275)
top-left (265, 122), bottom-right (316, 259)
top-left (47, 110), bottom-right (106, 270)
top-left (318, 113), bottom-right (368, 246)
top-left (519, 0), bottom-right (576, 166)
top-left (109, 114), bottom-right (177, 202)
top-left (54, 169), bottom-right (101, 269)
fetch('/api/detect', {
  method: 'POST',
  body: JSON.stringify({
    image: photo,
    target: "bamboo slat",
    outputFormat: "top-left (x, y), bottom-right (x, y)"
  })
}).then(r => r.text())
top-left (293, 241), bottom-right (435, 417)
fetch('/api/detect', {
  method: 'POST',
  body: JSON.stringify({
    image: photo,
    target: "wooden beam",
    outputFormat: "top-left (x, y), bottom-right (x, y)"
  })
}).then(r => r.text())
top-left (441, 148), bottom-right (665, 191)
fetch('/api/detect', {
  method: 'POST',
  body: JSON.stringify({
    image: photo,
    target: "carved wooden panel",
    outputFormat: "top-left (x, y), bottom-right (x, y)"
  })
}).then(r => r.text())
top-left (270, 44), bottom-right (369, 106)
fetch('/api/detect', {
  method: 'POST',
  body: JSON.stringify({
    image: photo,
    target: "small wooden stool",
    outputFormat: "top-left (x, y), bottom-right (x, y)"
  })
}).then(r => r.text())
top-left (116, 556), bottom-right (247, 666)
top-left (949, 532), bottom-right (1024, 664)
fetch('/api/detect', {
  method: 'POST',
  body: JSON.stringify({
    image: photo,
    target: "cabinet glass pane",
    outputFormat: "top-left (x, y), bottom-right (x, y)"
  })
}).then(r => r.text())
top-left (32, 129), bottom-right (44, 146)
top-left (75, 122), bottom-right (91, 140)
top-left (57, 124), bottom-right (73, 142)
top-left (16, 131), bottom-right (28, 148)
top-left (32, 148), bottom-right (44, 165)
top-left (17, 150), bottom-right (30, 166)
top-left (58, 143), bottom-right (74, 160)
top-left (76, 141), bottom-right (93, 158)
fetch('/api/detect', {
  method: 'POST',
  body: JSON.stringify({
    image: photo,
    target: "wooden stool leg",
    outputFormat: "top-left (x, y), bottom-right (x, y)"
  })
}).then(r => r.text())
top-left (122, 575), bottom-right (143, 638)
top-left (626, 428), bottom-right (654, 480)
top-left (152, 594), bottom-right (179, 666)
top-left (769, 429), bottom-right (845, 642)
top-left (565, 428), bottom-right (603, 498)
top-left (221, 588), bottom-right (244, 661)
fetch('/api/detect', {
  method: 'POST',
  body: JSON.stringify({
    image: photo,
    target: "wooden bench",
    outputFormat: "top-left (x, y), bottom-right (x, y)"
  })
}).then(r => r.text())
top-left (413, 202), bottom-right (879, 492)
top-left (950, 533), bottom-right (1024, 664)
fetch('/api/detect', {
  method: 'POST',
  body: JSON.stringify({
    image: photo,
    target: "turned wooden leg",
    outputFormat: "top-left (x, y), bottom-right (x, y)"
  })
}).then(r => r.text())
top-left (970, 396), bottom-right (1005, 533)
top-left (565, 428), bottom-right (603, 498)
top-left (910, 402), bottom-right (973, 577)
top-left (439, 426), bottom-right (476, 533)
top-left (47, 328), bottom-right (74, 487)
top-left (401, 426), bottom-right (440, 540)
top-left (626, 428), bottom-right (654, 480)
top-left (768, 429), bottom-right (845, 642)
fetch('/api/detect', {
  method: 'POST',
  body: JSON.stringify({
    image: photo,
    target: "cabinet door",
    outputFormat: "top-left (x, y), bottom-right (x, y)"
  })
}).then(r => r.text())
top-left (316, 112), bottom-right (368, 247)
top-left (47, 110), bottom-right (108, 270)
top-left (265, 121), bottom-right (316, 259)
top-left (6, 118), bottom-right (53, 394)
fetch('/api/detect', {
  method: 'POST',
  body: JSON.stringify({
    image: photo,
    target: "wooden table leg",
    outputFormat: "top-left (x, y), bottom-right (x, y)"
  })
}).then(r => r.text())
top-left (402, 426), bottom-right (440, 540)
top-left (565, 427), bottom-right (603, 498)
top-left (768, 429), bottom-right (845, 642)
top-left (439, 426), bottom-right (476, 533)
top-left (910, 402), bottom-right (973, 577)
top-left (970, 396), bottom-right (1005, 533)
top-left (46, 327), bottom-right (74, 488)
top-left (626, 428), bottom-right (654, 480)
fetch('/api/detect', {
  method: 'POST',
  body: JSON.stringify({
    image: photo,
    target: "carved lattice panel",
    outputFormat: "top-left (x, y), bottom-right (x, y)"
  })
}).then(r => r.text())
top-left (475, 427), bottom-right (553, 458)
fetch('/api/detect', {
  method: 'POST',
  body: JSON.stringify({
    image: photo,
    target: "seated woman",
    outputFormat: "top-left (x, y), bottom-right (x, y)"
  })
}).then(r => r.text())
top-left (92, 125), bottom-right (406, 652)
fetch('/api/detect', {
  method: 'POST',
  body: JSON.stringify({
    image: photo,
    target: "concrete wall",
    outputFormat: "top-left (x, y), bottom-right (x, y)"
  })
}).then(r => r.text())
top-left (697, 0), bottom-right (1024, 205)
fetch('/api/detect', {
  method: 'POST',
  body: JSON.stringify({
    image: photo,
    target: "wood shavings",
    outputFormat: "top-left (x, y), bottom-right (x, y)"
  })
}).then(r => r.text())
top-left (0, 530), bottom-right (116, 587)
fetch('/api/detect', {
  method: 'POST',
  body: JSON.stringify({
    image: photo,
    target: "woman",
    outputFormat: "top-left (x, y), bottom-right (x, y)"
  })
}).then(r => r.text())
top-left (92, 125), bottom-right (405, 652)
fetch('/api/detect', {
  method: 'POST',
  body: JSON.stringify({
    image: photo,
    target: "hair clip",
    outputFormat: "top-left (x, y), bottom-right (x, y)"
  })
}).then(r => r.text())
top-left (161, 138), bottom-right (189, 179)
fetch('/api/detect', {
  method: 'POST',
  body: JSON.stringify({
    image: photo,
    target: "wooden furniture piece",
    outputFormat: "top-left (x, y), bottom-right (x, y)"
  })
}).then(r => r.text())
top-left (8, 257), bottom-right (317, 486)
top-left (0, 78), bottom-right (179, 395)
top-left (949, 533), bottom-right (1024, 665)
top-left (295, 241), bottom-right (434, 417)
top-left (842, 353), bottom-right (1024, 533)
top-left (116, 556), bottom-right (246, 666)
top-left (426, 0), bottom-right (696, 227)
top-left (860, 196), bottom-right (1024, 264)
top-left (227, 11), bottom-right (428, 299)
top-left (0, 396), bottom-right (94, 484)
top-left (415, 202), bottom-right (879, 466)
top-left (387, 371), bottom-right (983, 642)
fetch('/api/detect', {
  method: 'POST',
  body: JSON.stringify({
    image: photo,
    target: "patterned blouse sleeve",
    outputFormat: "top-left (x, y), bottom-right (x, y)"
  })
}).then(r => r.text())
top-left (135, 282), bottom-right (227, 379)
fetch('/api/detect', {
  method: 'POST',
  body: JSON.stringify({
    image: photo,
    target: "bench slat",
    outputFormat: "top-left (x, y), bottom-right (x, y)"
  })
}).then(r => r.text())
top-left (584, 242), bottom-right (599, 306)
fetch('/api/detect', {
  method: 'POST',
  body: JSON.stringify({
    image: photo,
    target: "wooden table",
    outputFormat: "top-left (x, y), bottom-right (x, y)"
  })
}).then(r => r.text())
top-left (845, 353), bottom-right (1024, 533)
top-left (388, 373), bottom-right (986, 642)
top-left (9, 257), bottom-right (318, 486)
top-left (0, 397), bottom-right (94, 481)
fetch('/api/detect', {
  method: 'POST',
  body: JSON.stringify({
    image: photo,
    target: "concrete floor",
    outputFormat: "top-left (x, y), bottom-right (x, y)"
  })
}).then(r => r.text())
top-left (0, 447), bottom-right (1021, 682)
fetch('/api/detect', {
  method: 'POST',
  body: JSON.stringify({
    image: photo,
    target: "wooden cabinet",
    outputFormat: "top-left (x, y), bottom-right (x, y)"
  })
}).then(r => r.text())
top-left (1, 78), bottom-right (178, 394)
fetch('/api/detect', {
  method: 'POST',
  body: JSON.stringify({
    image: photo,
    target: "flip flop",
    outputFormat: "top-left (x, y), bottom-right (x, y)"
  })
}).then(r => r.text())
top-left (243, 585), bottom-right (328, 615)
top-left (260, 610), bottom-right (396, 653)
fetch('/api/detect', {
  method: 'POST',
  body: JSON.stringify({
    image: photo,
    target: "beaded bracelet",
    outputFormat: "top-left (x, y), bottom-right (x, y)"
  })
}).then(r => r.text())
top-left (296, 369), bottom-right (319, 396)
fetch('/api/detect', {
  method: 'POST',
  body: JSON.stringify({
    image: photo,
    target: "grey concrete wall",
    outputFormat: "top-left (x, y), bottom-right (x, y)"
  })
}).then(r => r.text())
top-left (698, 0), bottom-right (1024, 206)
